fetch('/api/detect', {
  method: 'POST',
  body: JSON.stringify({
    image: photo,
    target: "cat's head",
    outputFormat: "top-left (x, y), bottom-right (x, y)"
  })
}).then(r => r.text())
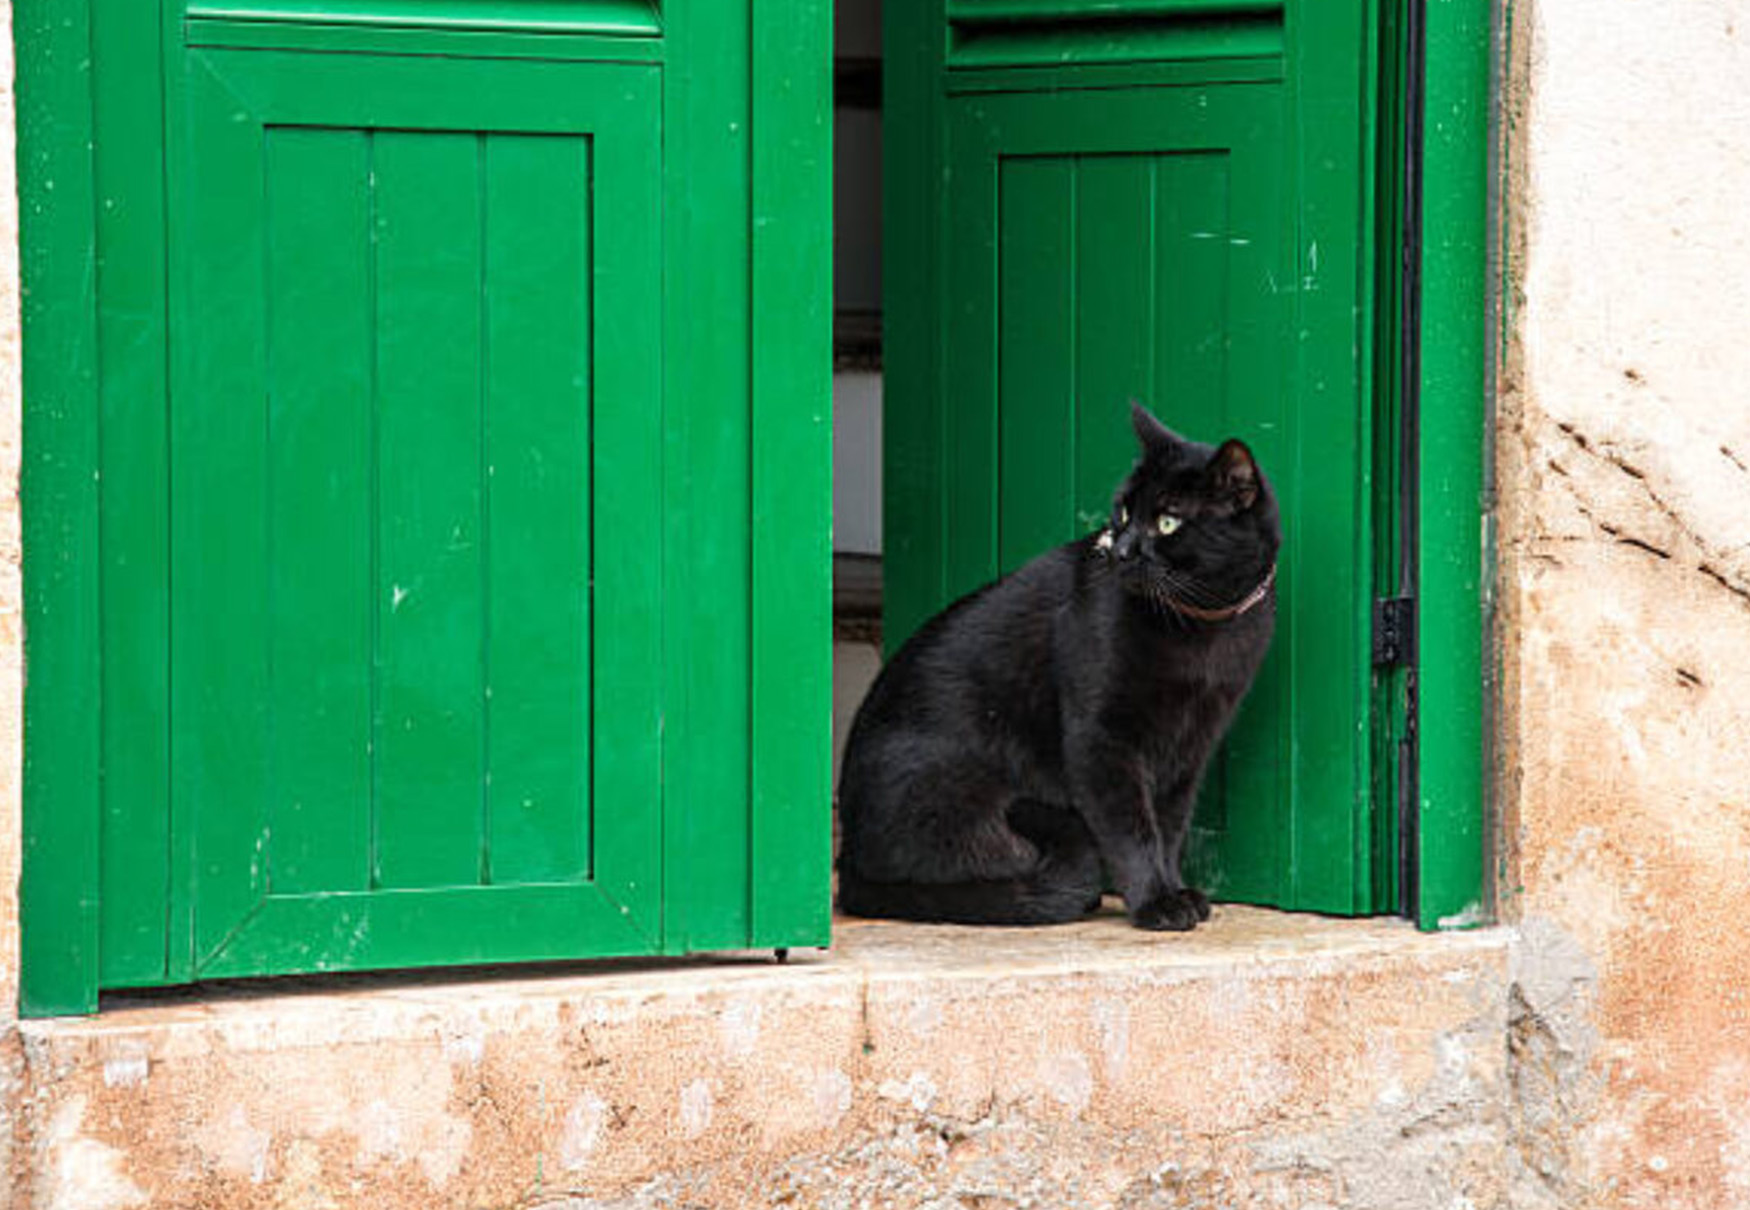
top-left (1097, 402), bottom-right (1282, 616)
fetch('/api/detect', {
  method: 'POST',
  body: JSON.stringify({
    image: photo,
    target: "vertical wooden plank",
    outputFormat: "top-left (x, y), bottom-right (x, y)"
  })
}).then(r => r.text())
top-left (484, 134), bottom-right (592, 885)
top-left (91, 0), bottom-right (173, 988)
top-left (1072, 154), bottom-right (1154, 526)
top-left (996, 157), bottom-right (1075, 572)
top-left (1153, 151), bottom-right (1231, 432)
top-left (263, 128), bottom-right (373, 895)
top-left (1157, 146), bottom-right (1246, 895)
top-left (161, 2), bottom-right (199, 984)
top-left (372, 130), bottom-right (486, 890)
top-left (590, 77), bottom-right (664, 933)
top-left (1184, 120), bottom-right (1242, 876)
top-left (177, 53), bottom-right (273, 966)
top-left (1291, 0), bottom-right (1373, 913)
top-left (663, 6), bottom-right (751, 951)
top-left (750, 0), bottom-right (833, 948)
top-left (882, 0), bottom-right (949, 650)
top-left (941, 102), bottom-right (1000, 596)
top-left (16, 0), bottom-right (103, 1015)
top-left (1190, 129), bottom-right (1288, 905)
top-left (591, 94), bottom-right (665, 938)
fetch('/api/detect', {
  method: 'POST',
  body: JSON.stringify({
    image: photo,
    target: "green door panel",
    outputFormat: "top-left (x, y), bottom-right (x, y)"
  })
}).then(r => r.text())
top-left (887, 0), bottom-right (1380, 913)
top-left (172, 49), bottom-right (661, 973)
top-left (19, 0), bottom-right (832, 1014)
top-left (941, 84), bottom-right (1288, 592)
top-left (171, 49), bottom-right (663, 976)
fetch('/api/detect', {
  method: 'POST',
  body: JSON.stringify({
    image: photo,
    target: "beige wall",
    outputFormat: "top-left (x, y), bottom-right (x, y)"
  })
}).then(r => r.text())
top-left (1498, 0), bottom-right (1750, 1205)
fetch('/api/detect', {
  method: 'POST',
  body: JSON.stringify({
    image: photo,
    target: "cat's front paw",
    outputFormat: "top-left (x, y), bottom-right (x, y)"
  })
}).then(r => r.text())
top-left (1182, 887), bottom-right (1212, 921)
top-left (1129, 888), bottom-right (1210, 932)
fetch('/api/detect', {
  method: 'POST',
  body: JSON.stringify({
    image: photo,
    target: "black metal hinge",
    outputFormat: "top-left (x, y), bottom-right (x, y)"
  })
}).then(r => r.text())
top-left (1373, 596), bottom-right (1417, 668)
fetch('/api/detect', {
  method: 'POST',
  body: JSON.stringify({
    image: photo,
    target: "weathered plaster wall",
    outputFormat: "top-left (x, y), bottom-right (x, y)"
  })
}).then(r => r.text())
top-left (1497, 1), bottom-right (1750, 1206)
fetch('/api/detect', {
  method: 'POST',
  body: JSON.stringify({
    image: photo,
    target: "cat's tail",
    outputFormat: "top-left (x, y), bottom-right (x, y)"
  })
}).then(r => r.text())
top-left (836, 867), bottom-right (1101, 927)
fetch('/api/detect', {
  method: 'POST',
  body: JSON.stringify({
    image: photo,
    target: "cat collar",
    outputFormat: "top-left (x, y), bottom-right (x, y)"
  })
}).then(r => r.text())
top-left (1163, 562), bottom-right (1277, 623)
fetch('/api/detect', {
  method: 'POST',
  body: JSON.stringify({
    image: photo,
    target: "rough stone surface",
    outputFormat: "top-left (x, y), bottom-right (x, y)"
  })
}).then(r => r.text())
top-left (13, 909), bottom-right (1510, 1209)
top-left (1496, 1), bottom-right (1750, 1207)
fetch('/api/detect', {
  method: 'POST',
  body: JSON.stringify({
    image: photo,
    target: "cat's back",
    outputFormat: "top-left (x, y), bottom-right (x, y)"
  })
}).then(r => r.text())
top-left (848, 540), bottom-right (1087, 734)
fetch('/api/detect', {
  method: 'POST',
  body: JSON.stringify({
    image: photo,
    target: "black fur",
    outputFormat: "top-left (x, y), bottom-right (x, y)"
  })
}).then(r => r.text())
top-left (837, 403), bottom-right (1280, 931)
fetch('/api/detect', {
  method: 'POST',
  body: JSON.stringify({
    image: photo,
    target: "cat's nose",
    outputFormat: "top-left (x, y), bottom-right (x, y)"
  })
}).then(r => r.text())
top-left (1113, 530), bottom-right (1139, 560)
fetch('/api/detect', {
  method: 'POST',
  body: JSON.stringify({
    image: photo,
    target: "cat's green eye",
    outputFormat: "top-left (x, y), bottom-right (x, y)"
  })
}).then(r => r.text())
top-left (1116, 505), bottom-right (1129, 526)
top-left (1157, 514), bottom-right (1181, 536)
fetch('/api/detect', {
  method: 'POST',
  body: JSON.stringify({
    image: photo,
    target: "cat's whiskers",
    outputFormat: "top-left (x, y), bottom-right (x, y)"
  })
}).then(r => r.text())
top-left (1156, 566), bottom-right (1226, 610)
top-left (1145, 571), bottom-right (1196, 629)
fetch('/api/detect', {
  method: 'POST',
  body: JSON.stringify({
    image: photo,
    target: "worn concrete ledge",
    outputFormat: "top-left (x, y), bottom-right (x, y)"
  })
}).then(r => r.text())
top-left (17, 906), bottom-right (1512, 1209)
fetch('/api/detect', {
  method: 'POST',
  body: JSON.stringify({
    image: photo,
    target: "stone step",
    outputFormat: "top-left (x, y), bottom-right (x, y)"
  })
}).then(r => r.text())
top-left (19, 906), bottom-right (1510, 1209)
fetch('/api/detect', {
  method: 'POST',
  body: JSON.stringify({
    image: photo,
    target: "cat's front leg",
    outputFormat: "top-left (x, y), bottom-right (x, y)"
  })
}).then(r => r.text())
top-left (1135, 774), bottom-right (1213, 930)
top-left (1064, 740), bottom-right (1191, 930)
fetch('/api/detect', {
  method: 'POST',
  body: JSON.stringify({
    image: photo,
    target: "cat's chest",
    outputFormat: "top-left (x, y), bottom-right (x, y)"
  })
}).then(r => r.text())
top-left (1131, 626), bottom-right (1254, 690)
top-left (1094, 630), bottom-right (1254, 735)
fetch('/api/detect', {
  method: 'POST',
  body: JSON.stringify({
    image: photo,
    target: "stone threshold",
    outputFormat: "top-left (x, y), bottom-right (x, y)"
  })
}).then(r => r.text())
top-left (19, 906), bottom-right (1515, 1209)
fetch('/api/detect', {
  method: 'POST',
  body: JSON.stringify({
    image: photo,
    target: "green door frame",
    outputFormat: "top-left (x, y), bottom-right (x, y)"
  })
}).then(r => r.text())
top-left (17, 0), bottom-right (107, 1018)
top-left (1413, 0), bottom-right (1494, 929)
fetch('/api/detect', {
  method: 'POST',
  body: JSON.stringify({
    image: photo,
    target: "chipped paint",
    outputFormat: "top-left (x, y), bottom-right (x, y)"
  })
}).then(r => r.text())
top-left (100, 1057), bottom-right (148, 1089)
top-left (1438, 901), bottom-right (1487, 931)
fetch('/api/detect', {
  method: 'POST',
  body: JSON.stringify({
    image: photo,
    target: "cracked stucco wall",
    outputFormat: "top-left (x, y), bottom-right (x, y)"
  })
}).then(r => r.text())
top-left (1496, 0), bottom-right (1750, 1206)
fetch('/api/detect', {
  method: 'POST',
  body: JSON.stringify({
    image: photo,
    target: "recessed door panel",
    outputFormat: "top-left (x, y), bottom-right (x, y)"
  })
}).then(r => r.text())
top-left (171, 49), bottom-right (662, 976)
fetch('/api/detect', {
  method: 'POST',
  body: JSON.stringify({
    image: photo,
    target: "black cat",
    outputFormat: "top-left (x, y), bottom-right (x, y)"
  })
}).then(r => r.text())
top-left (837, 403), bottom-right (1280, 931)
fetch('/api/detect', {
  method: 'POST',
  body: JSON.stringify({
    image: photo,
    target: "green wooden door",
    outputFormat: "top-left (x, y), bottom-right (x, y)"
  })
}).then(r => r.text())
top-left (169, 49), bottom-right (663, 977)
top-left (886, 0), bottom-right (1388, 913)
top-left (17, 0), bottom-right (831, 1015)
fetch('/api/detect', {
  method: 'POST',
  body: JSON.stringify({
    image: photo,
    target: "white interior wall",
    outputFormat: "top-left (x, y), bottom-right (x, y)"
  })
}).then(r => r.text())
top-left (833, 0), bottom-right (882, 556)
top-left (832, 371), bottom-right (883, 555)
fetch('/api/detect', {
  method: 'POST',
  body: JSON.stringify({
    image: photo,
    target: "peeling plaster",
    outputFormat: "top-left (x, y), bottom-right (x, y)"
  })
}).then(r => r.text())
top-left (809, 1068), bottom-right (854, 1131)
top-left (1035, 1050), bottom-right (1093, 1117)
top-left (36, 1098), bottom-right (147, 1210)
top-left (1091, 997), bottom-right (1131, 1082)
top-left (678, 1078), bottom-right (714, 1140)
top-left (195, 1105), bottom-right (272, 1186)
top-left (717, 999), bottom-right (762, 1058)
top-left (559, 1092), bottom-right (610, 1173)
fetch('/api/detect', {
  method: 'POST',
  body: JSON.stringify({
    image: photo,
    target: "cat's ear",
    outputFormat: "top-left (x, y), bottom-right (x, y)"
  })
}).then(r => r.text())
top-left (1207, 439), bottom-right (1261, 510)
top-left (1129, 401), bottom-right (1182, 454)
